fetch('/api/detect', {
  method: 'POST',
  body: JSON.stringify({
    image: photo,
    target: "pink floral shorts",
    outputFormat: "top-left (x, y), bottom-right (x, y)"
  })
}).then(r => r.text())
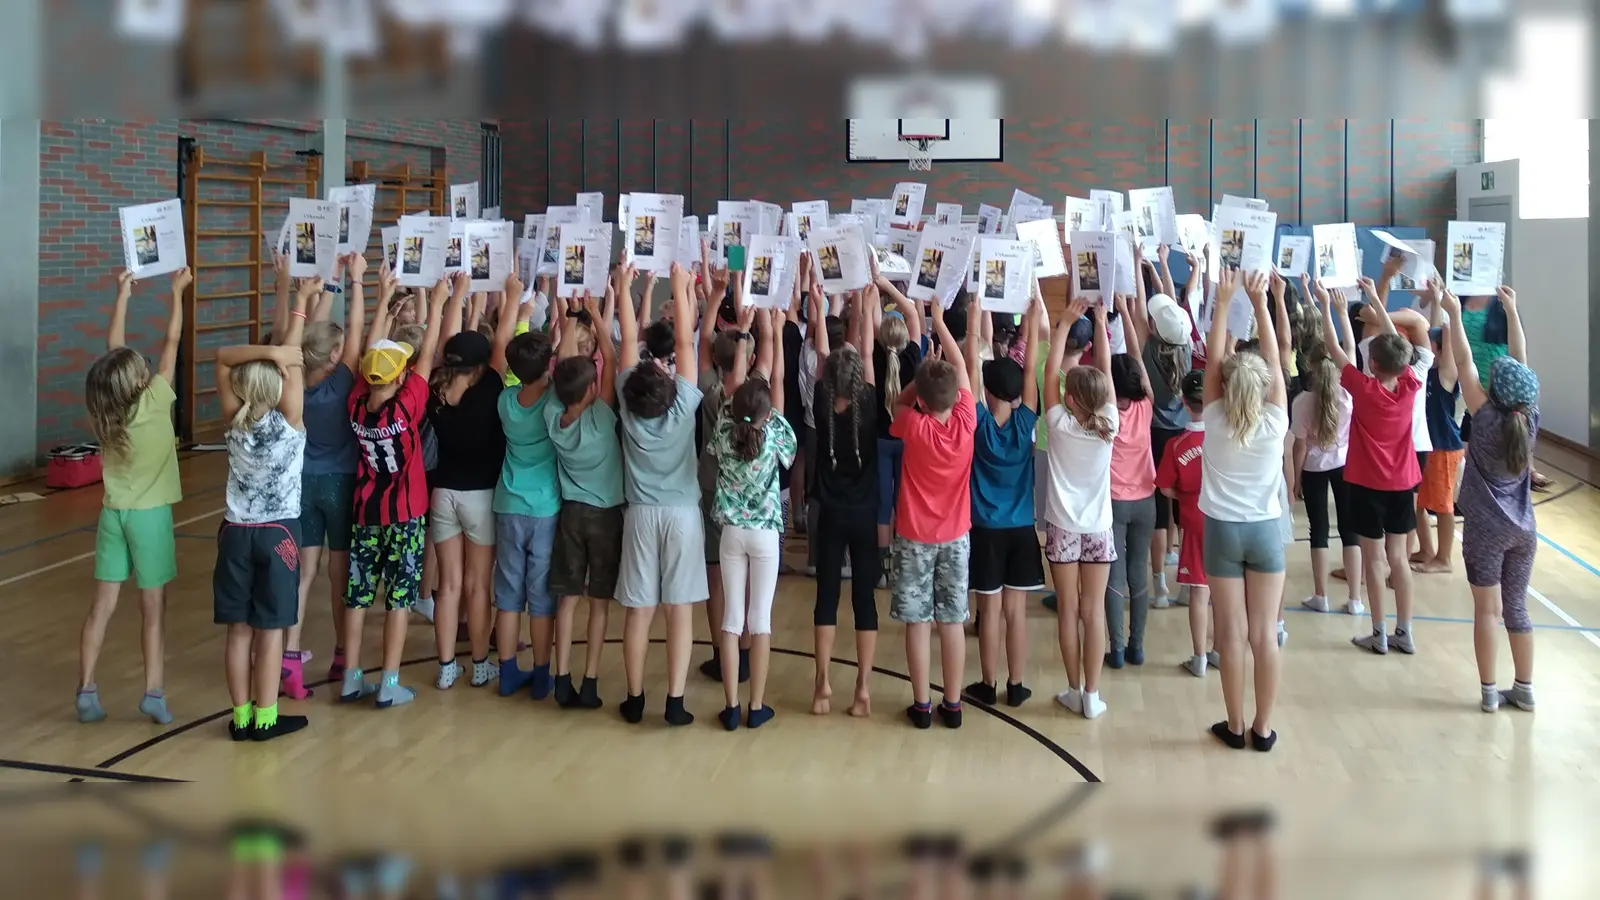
top-left (1044, 524), bottom-right (1117, 565)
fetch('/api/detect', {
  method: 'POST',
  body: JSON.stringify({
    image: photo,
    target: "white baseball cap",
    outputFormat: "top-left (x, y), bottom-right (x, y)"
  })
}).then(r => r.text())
top-left (1146, 293), bottom-right (1191, 346)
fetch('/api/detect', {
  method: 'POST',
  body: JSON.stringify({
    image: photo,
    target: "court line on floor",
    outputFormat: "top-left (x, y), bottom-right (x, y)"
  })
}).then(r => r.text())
top-left (1279, 605), bottom-right (1600, 633)
top-left (0, 483), bottom-right (224, 558)
top-left (1533, 482), bottom-right (1582, 507)
top-left (0, 758), bottom-right (184, 783)
top-left (87, 638), bottom-right (1099, 783)
top-left (0, 506), bottom-right (225, 589)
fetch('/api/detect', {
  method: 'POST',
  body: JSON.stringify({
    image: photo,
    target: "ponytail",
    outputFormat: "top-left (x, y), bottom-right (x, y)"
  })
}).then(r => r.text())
top-left (1154, 341), bottom-right (1184, 397)
top-left (728, 376), bottom-right (773, 463)
top-left (1220, 352), bottom-right (1269, 443)
top-left (878, 313), bottom-right (909, 413)
top-left (1309, 355), bottom-right (1341, 449)
top-left (1501, 406), bottom-right (1532, 477)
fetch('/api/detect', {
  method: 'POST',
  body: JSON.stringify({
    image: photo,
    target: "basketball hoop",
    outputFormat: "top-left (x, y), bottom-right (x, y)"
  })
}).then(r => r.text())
top-left (902, 135), bottom-right (937, 172)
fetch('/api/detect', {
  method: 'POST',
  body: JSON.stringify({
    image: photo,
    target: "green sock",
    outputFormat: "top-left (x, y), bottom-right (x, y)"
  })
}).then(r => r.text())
top-left (253, 703), bottom-right (278, 730)
top-left (233, 703), bottom-right (254, 728)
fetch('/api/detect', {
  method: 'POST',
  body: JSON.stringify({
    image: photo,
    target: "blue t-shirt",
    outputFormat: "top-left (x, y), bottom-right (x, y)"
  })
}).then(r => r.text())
top-left (617, 368), bottom-right (703, 508)
top-left (543, 397), bottom-right (625, 510)
top-left (301, 364), bottom-right (359, 476)
top-left (1426, 368), bottom-right (1464, 452)
top-left (494, 386), bottom-right (561, 519)
top-left (971, 403), bottom-right (1038, 529)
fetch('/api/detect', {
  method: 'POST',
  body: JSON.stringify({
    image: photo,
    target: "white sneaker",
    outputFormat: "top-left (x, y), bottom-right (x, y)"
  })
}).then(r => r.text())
top-left (1343, 598), bottom-right (1366, 617)
top-left (1081, 690), bottom-right (1107, 719)
top-left (1276, 620), bottom-right (1287, 647)
top-left (1352, 631), bottom-right (1388, 655)
top-left (1389, 629), bottom-right (1417, 655)
top-left (1182, 655), bottom-right (1207, 677)
top-left (1302, 594), bottom-right (1331, 613)
top-left (1164, 551), bottom-right (1179, 567)
top-left (413, 595), bottom-right (436, 623)
top-left (1481, 686), bottom-right (1500, 713)
top-left (1206, 649), bottom-right (1221, 669)
top-left (1173, 585), bottom-right (1191, 607)
top-left (1153, 572), bottom-right (1170, 598)
top-left (1055, 688), bottom-right (1083, 714)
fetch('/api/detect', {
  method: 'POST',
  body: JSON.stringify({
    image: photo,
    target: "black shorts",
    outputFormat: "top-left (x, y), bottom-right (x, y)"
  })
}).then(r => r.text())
top-left (968, 525), bottom-right (1047, 595)
top-left (548, 501), bottom-right (624, 599)
top-left (213, 519), bottom-right (302, 630)
top-left (1346, 484), bottom-right (1417, 541)
top-left (1459, 410), bottom-right (1472, 444)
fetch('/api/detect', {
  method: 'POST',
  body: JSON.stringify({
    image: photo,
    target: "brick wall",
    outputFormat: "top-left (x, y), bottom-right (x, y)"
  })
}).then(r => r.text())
top-left (35, 119), bottom-right (487, 457)
top-left (501, 119), bottom-right (1481, 241)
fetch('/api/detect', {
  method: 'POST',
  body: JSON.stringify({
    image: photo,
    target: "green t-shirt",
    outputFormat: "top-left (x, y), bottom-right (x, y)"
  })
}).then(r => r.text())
top-left (711, 410), bottom-right (798, 531)
top-left (542, 396), bottom-right (625, 510)
top-left (1460, 305), bottom-right (1507, 389)
top-left (102, 374), bottom-right (182, 511)
top-left (494, 386), bottom-right (562, 518)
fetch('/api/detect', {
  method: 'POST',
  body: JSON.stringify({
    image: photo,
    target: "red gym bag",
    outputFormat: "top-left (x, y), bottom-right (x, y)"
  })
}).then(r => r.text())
top-left (46, 444), bottom-right (103, 490)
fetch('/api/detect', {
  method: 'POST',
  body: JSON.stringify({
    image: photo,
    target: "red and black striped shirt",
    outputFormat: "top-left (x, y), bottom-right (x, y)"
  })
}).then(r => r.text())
top-left (349, 374), bottom-right (429, 526)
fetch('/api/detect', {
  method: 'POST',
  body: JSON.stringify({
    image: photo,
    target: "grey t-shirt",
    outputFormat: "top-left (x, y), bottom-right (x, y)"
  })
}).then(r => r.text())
top-left (617, 367), bottom-right (704, 508)
top-left (1144, 340), bottom-right (1193, 432)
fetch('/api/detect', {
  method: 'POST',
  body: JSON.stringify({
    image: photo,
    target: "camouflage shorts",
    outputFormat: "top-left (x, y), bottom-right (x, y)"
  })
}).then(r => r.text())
top-left (890, 534), bottom-right (971, 625)
top-left (347, 518), bottom-right (427, 611)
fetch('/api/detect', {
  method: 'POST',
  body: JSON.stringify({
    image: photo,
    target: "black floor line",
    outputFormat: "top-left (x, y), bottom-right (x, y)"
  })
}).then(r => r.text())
top-left (0, 758), bottom-right (184, 783)
top-left (87, 638), bottom-right (1099, 782)
top-left (1534, 481), bottom-right (1582, 508)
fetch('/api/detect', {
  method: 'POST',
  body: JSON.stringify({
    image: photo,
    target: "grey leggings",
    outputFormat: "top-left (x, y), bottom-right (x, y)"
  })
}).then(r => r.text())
top-left (1107, 494), bottom-right (1156, 651)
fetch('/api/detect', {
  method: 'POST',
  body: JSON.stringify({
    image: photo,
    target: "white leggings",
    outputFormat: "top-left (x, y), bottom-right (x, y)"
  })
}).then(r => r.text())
top-left (719, 526), bottom-right (781, 636)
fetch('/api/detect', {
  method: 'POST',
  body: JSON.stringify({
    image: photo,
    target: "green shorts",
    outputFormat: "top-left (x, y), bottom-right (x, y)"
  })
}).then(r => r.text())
top-left (94, 506), bottom-right (178, 589)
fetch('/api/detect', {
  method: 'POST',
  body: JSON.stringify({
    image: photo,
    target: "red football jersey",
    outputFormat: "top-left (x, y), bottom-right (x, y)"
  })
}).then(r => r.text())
top-left (349, 373), bottom-right (430, 526)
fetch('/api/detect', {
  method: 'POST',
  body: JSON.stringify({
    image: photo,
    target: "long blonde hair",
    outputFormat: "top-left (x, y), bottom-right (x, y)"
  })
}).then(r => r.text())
top-left (1220, 351), bottom-right (1271, 442)
top-left (229, 360), bottom-right (285, 433)
top-left (1063, 366), bottom-right (1115, 443)
top-left (878, 313), bottom-right (909, 412)
top-left (85, 348), bottom-right (150, 457)
top-left (1307, 353), bottom-right (1341, 449)
top-left (302, 322), bottom-right (343, 376)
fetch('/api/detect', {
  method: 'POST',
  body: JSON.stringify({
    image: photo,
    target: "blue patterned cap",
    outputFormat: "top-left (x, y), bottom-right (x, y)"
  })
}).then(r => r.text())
top-left (1489, 357), bottom-right (1539, 409)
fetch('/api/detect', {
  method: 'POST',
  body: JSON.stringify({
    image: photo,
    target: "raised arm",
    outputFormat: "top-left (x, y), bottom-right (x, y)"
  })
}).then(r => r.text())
top-left (1044, 314), bottom-right (1072, 411)
top-left (1157, 242), bottom-right (1177, 301)
top-left (216, 343), bottom-right (303, 427)
top-left (862, 289), bottom-right (878, 387)
top-left (590, 290), bottom-right (617, 405)
top-left (1317, 280), bottom-right (1354, 371)
top-left (491, 271), bottom-right (524, 378)
top-left (1246, 271), bottom-right (1287, 409)
top-left (1203, 269), bottom-right (1239, 404)
top-left (1127, 247), bottom-right (1151, 348)
top-left (342, 259), bottom-right (375, 372)
top-left (618, 263), bottom-right (643, 370)
top-left (309, 254), bottom-right (345, 324)
top-left (966, 290), bottom-right (984, 403)
top-left (1501, 285), bottom-right (1526, 365)
top-left (274, 272), bottom-right (314, 427)
top-left (672, 263), bottom-right (697, 382)
top-left (1420, 279), bottom-right (1455, 390)
top-left (440, 271), bottom-right (470, 343)
top-left (877, 261), bottom-right (922, 349)
top-left (157, 267), bottom-right (191, 385)
top-left (269, 251), bottom-right (292, 339)
top-left (767, 309), bottom-right (785, 415)
top-left (367, 268), bottom-right (397, 352)
top-left (1269, 270), bottom-right (1292, 366)
top-left (412, 275), bottom-right (454, 383)
top-left (1439, 289), bottom-right (1487, 414)
top-left (1088, 299), bottom-right (1111, 377)
top-left (1021, 282), bottom-right (1047, 411)
top-left (1358, 276), bottom-right (1399, 338)
top-left (107, 269), bottom-right (134, 350)
top-left (930, 294), bottom-right (972, 394)
top-left (1113, 291), bottom-right (1153, 397)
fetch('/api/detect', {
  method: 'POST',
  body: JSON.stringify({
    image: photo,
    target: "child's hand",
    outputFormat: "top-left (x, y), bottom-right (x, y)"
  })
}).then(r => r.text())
top-left (1244, 270), bottom-right (1270, 303)
top-left (450, 271), bottom-right (471, 298)
top-left (347, 252), bottom-right (367, 280)
top-left (669, 261), bottom-right (692, 297)
top-left (1497, 284), bottom-right (1517, 313)
top-left (377, 261), bottom-right (396, 300)
top-left (1357, 275), bottom-right (1378, 300)
top-left (272, 249), bottom-right (288, 278)
top-left (297, 276), bottom-right (323, 300)
top-left (273, 345), bottom-right (304, 370)
top-left (170, 266), bottom-right (193, 294)
top-left (1216, 268), bottom-right (1241, 305)
top-left (736, 299), bottom-right (757, 332)
top-left (1439, 286), bottom-right (1462, 316)
top-left (1064, 296), bottom-right (1090, 324)
top-left (116, 269), bottom-right (135, 297)
top-left (504, 270), bottom-right (524, 301)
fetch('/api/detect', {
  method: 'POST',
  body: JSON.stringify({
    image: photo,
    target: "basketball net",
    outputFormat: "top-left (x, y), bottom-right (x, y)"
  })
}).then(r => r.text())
top-left (903, 136), bottom-right (935, 172)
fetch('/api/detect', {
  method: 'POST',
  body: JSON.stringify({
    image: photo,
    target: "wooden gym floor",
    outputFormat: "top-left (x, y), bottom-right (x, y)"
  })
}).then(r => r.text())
top-left (3, 447), bottom-right (1600, 790)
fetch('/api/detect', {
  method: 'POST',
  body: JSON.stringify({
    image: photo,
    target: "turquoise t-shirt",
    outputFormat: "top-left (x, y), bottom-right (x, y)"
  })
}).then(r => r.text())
top-left (617, 368), bottom-right (703, 508)
top-left (973, 404), bottom-right (1038, 529)
top-left (493, 386), bottom-right (561, 518)
top-left (543, 397), bottom-right (625, 510)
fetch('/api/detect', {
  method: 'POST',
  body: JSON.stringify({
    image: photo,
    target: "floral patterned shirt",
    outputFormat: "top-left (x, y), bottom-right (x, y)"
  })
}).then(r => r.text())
top-left (710, 400), bottom-right (798, 531)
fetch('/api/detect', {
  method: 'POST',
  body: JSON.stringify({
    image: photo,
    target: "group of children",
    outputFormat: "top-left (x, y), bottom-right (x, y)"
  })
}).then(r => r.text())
top-left (72, 220), bottom-right (1544, 748)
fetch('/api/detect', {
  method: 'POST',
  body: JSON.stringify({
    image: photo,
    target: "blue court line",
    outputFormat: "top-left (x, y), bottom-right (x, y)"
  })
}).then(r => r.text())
top-left (1281, 605), bottom-right (1600, 634)
top-left (1535, 533), bottom-right (1600, 581)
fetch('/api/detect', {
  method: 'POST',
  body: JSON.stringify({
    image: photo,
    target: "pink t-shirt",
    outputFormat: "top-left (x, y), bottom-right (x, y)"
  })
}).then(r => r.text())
top-left (1109, 397), bottom-right (1156, 501)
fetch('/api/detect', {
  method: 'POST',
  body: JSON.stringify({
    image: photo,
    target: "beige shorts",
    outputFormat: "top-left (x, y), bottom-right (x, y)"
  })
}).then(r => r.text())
top-left (430, 488), bottom-right (496, 546)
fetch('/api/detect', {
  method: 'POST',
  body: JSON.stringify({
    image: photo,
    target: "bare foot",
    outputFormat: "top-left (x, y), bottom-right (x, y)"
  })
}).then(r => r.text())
top-left (1332, 568), bottom-right (1347, 582)
top-left (848, 686), bottom-right (871, 718)
top-left (1408, 551), bottom-right (1429, 565)
top-left (812, 679), bottom-right (833, 715)
top-left (1412, 559), bottom-right (1454, 574)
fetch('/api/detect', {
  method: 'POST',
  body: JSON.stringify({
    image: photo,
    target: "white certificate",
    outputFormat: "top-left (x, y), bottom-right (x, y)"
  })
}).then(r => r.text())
top-left (382, 226), bottom-right (399, 272)
top-left (539, 206), bottom-right (585, 276)
top-left (978, 238), bottom-right (1035, 315)
top-left (890, 182), bottom-right (928, 227)
top-left (575, 192), bottom-right (605, 224)
top-left (625, 192), bottom-right (685, 273)
top-left (1275, 235), bottom-right (1312, 278)
top-left (286, 197), bottom-right (339, 280)
top-left (1212, 205), bottom-right (1279, 278)
top-left (397, 215), bottom-right (449, 288)
top-left (557, 223), bottom-right (614, 298)
top-left (792, 200), bottom-right (829, 244)
top-left (1069, 230), bottom-right (1117, 307)
top-left (1064, 196), bottom-right (1099, 234)
top-left (1311, 223), bottom-right (1359, 288)
top-left (449, 182), bottom-right (480, 221)
top-left (807, 224), bottom-right (871, 293)
top-left (933, 203), bottom-right (963, 227)
top-left (119, 198), bottom-right (187, 280)
top-left (463, 220), bottom-right (515, 292)
top-left (442, 219), bottom-right (467, 275)
top-left (742, 235), bottom-right (802, 309)
top-left (1446, 221), bottom-right (1506, 296)
top-left (906, 226), bottom-right (977, 309)
top-left (328, 183), bottom-right (376, 256)
top-left (1015, 217), bottom-right (1068, 279)
top-left (716, 200), bottom-right (762, 265)
top-left (1127, 186), bottom-right (1179, 253)
top-left (976, 203), bottom-right (1004, 235)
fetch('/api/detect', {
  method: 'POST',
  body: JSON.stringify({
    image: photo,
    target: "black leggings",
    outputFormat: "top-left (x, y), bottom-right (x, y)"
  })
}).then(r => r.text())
top-left (814, 506), bottom-right (881, 629)
top-left (1302, 466), bottom-right (1359, 549)
top-left (1150, 426), bottom-right (1184, 530)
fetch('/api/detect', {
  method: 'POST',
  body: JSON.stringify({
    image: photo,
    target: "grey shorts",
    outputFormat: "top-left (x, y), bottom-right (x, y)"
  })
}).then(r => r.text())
top-left (430, 488), bottom-right (495, 546)
top-left (616, 505), bottom-right (709, 609)
top-left (890, 534), bottom-right (971, 625)
top-left (1202, 516), bottom-right (1286, 578)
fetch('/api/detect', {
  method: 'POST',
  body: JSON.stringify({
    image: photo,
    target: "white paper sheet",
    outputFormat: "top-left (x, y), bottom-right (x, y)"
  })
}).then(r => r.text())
top-left (679, 215), bottom-right (701, 271)
top-left (442, 220), bottom-right (468, 275)
top-left (1089, 189), bottom-right (1124, 230)
top-left (1275, 235), bottom-right (1312, 278)
top-left (397, 215), bottom-right (449, 287)
top-left (382, 226), bottom-right (399, 271)
top-left (1385, 238), bottom-right (1436, 291)
top-left (575, 192), bottom-right (605, 224)
top-left (539, 206), bottom-right (585, 276)
top-left (557, 223), bottom-right (614, 298)
top-left (1311, 222), bottom-right (1359, 288)
top-left (1114, 233), bottom-right (1136, 296)
top-left (286, 198), bottom-right (339, 280)
top-left (886, 226), bottom-right (918, 264)
top-left (742, 235), bottom-right (802, 309)
top-left (520, 214), bottom-right (546, 262)
top-left (1446, 221), bottom-right (1506, 296)
top-left (792, 200), bottom-right (829, 244)
top-left (851, 198), bottom-right (891, 235)
top-left (1127, 186), bottom-right (1179, 253)
top-left (977, 203), bottom-right (1004, 235)
top-left (755, 201), bottom-right (784, 237)
top-left (1220, 194), bottom-right (1269, 211)
top-left (1015, 218), bottom-right (1068, 279)
top-left (716, 201), bottom-right (762, 266)
top-left (119, 199), bottom-right (187, 280)
top-left (1176, 213), bottom-right (1209, 254)
top-left (1212, 205), bottom-right (1279, 278)
top-left (906, 226), bottom-right (977, 309)
top-left (1069, 230), bottom-right (1117, 307)
top-left (328, 184), bottom-right (376, 256)
top-left (625, 192), bottom-right (684, 273)
top-left (1064, 196), bottom-right (1099, 234)
top-left (807, 224), bottom-right (872, 293)
top-left (483, 205), bottom-right (501, 221)
top-left (890, 183), bottom-right (928, 228)
top-left (449, 182), bottom-right (480, 221)
top-left (117, 0), bottom-right (186, 41)
top-left (978, 239), bottom-right (1035, 315)
top-left (463, 220), bottom-right (515, 292)
top-left (1006, 189), bottom-right (1044, 229)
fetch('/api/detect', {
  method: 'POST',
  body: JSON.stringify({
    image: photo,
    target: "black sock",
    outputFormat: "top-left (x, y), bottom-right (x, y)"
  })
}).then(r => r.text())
top-left (620, 693), bottom-right (645, 724)
top-left (664, 694), bottom-right (694, 726)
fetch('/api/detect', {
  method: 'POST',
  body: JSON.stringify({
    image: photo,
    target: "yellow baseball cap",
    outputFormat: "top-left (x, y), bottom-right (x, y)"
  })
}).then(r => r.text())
top-left (360, 340), bottom-right (414, 385)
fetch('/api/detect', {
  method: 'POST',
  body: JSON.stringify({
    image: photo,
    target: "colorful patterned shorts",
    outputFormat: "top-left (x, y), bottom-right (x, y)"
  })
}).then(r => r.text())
top-left (347, 518), bottom-right (427, 610)
top-left (1044, 524), bottom-right (1117, 565)
top-left (890, 534), bottom-right (971, 625)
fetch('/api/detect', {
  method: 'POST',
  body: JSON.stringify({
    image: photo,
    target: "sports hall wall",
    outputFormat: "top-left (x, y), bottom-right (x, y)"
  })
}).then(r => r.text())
top-left (501, 119), bottom-right (1481, 243)
top-left (30, 118), bottom-right (483, 463)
